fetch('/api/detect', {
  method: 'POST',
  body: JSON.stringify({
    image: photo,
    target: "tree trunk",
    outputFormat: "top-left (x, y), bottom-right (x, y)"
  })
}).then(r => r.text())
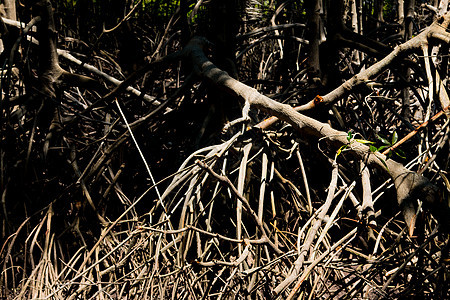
top-left (306, 0), bottom-right (322, 79)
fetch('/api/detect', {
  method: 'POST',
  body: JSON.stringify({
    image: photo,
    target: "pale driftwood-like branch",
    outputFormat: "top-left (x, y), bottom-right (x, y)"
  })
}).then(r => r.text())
top-left (360, 160), bottom-right (376, 226)
top-left (1, 16), bottom-right (164, 106)
top-left (3, 3), bottom-right (449, 299)
top-left (300, 13), bottom-right (450, 111)
top-left (58, 50), bottom-right (162, 105)
top-left (256, 12), bottom-right (450, 129)
top-left (274, 163), bottom-right (339, 295)
top-left (196, 160), bottom-right (283, 255)
top-left (182, 36), bottom-right (447, 235)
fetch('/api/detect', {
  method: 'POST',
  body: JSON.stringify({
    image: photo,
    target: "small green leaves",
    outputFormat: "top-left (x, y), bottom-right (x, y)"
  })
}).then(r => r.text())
top-left (337, 130), bottom-right (404, 161)
top-left (354, 139), bottom-right (375, 144)
top-left (336, 144), bottom-right (348, 159)
top-left (376, 134), bottom-right (390, 145)
top-left (347, 131), bottom-right (353, 142)
top-left (377, 156), bottom-right (390, 172)
top-left (391, 131), bottom-right (398, 145)
top-left (375, 131), bottom-right (404, 159)
top-left (394, 148), bottom-right (406, 159)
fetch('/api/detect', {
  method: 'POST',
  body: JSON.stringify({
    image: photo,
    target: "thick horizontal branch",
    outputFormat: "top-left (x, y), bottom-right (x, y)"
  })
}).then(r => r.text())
top-left (256, 12), bottom-right (450, 129)
top-left (299, 13), bottom-right (450, 110)
top-left (183, 36), bottom-right (447, 234)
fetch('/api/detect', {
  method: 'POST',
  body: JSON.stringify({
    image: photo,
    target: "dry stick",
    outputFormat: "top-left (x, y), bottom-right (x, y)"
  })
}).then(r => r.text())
top-left (418, 125), bottom-right (449, 175)
top-left (160, 132), bottom-right (241, 205)
top-left (59, 49), bottom-right (170, 106)
top-left (381, 227), bottom-right (439, 292)
top-left (270, 0), bottom-right (293, 58)
top-left (144, 225), bottom-right (267, 245)
top-left (237, 143), bottom-right (252, 267)
top-left (382, 105), bottom-right (450, 155)
top-left (424, 31), bottom-right (450, 120)
top-left (29, 212), bottom-right (49, 270)
top-left (360, 161), bottom-right (376, 226)
top-left (435, 67), bottom-right (450, 109)
top-left (258, 147), bottom-right (268, 221)
top-left (102, 0), bottom-right (142, 33)
top-left (242, 250), bottom-right (297, 277)
top-left (76, 142), bottom-right (104, 185)
top-left (286, 227), bottom-right (358, 300)
top-left (196, 160), bottom-right (282, 255)
top-left (114, 99), bottom-right (162, 204)
top-left (102, 163), bottom-right (125, 199)
top-left (55, 177), bottom-right (165, 294)
top-left (94, 247), bottom-right (104, 300)
top-left (296, 148), bottom-right (312, 215)
top-left (189, 0), bottom-right (205, 24)
top-left (2, 16), bottom-right (176, 109)
top-left (308, 273), bottom-right (321, 300)
top-left (274, 168), bottom-right (303, 213)
top-left (314, 181), bottom-right (356, 252)
top-left (297, 204), bottom-right (325, 255)
top-left (70, 147), bottom-right (108, 227)
top-left (246, 148), bottom-right (268, 294)
top-left (92, 235), bottom-right (183, 298)
top-left (195, 244), bottom-right (252, 267)
top-left (98, 235), bottom-right (146, 277)
top-left (0, 216), bottom-right (30, 296)
top-left (236, 35), bottom-right (308, 60)
top-left (19, 260), bottom-right (44, 299)
top-left (55, 246), bottom-right (86, 282)
top-left (16, 207), bottom-right (54, 299)
top-left (205, 158), bottom-right (228, 233)
top-left (373, 212), bottom-right (401, 256)
top-left (274, 162), bottom-right (339, 295)
top-left (177, 175), bottom-right (201, 266)
top-left (42, 205), bottom-right (54, 298)
top-left (422, 43), bottom-right (435, 123)
top-left (218, 267), bottom-right (239, 300)
top-left (85, 71), bottom-right (196, 185)
top-left (62, 230), bottom-right (138, 300)
top-left (178, 176), bottom-right (199, 230)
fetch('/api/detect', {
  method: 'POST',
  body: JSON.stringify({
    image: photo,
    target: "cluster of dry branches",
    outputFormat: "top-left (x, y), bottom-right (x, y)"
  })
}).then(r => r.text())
top-left (1, 0), bottom-right (449, 299)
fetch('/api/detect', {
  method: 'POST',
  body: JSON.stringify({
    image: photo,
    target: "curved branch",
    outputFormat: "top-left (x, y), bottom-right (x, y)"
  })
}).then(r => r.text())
top-left (182, 36), bottom-right (448, 234)
top-left (255, 13), bottom-right (450, 129)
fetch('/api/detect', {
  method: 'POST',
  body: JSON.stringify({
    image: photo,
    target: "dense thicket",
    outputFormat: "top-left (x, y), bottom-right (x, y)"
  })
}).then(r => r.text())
top-left (1, 1), bottom-right (449, 299)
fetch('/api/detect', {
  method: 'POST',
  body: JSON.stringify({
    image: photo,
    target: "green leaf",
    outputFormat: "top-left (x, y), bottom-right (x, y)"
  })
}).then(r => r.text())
top-left (369, 145), bottom-right (377, 152)
top-left (394, 149), bottom-right (406, 159)
top-left (376, 134), bottom-right (390, 145)
top-left (336, 145), bottom-right (347, 159)
top-left (377, 145), bottom-right (389, 151)
top-left (391, 131), bottom-right (398, 145)
top-left (355, 139), bottom-right (375, 144)
top-left (377, 156), bottom-right (390, 172)
top-left (347, 132), bottom-right (353, 142)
